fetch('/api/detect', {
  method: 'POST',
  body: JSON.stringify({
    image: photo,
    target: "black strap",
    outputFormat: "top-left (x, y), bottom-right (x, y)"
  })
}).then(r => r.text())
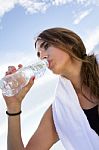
top-left (6, 110), bottom-right (22, 116)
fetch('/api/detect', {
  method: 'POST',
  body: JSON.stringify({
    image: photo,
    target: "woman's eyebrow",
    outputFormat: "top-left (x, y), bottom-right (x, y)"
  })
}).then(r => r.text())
top-left (40, 41), bottom-right (46, 48)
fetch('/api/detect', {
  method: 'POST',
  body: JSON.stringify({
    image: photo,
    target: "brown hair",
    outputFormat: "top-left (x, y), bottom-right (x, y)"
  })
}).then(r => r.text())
top-left (35, 27), bottom-right (99, 103)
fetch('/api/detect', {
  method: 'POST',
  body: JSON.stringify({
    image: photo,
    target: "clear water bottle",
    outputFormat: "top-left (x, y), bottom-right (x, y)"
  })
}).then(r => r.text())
top-left (0, 59), bottom-right (48, 96)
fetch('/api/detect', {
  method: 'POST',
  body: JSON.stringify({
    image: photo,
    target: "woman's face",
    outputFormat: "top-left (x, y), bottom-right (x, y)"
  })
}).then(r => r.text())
top-left (36, 40), bottom-right (72, 75)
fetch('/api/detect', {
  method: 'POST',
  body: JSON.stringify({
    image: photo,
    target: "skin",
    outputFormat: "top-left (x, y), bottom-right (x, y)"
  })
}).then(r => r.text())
top-left (3, 40), bottom-right (97, 150)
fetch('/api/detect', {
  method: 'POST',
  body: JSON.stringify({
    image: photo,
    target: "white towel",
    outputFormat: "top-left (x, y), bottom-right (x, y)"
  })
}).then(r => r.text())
top-left (52, 76), bottom-right (99, 150)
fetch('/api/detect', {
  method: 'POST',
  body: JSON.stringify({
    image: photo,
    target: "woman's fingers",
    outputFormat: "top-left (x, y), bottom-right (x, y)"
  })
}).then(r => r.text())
top-left (5, 66), bottom-right (17, 75)
top-left (8, 66), bottom-right (16, 71)
top-left (8, 66), bottom-right (17, 74)
top-left (5, 64), bottom-right (35, 97)
top-left (18, 64), bottom-right (23, 69)
top-left (5, 64), bottom-right (23, 76)
top-left (5, 71), bottom-right (10, 76)
top-left (23, 76), bottom-right (35, 93)
top-left (17, 76), bottom-right (35, 100)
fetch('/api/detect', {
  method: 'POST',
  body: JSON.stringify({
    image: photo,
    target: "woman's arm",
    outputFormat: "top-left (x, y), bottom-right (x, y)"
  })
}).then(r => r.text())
top-left (7, 112), bottom-right (24, 150)
top-left (4, 77), bottom-right (34, 150)
top-left (7, 105), bottom-right (58, 150)
top-left (26, 106), bottom-right (59, 150)
top-left (3, 66), bottom-right (59, 150)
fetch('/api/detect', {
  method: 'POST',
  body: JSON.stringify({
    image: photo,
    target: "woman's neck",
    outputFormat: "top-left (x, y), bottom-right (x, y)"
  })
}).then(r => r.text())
top-left (63, 59), bottom-right (82, 90)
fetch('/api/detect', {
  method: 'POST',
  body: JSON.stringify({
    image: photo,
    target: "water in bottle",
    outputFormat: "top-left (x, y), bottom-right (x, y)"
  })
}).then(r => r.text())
top-left (0, 59), bottom-right (48, 96)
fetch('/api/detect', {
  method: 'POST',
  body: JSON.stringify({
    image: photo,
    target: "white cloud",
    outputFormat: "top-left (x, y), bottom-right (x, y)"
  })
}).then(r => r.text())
top-left (51, 0), bottom-right (99, 6)
top-left (73, 8), bottom-right (92, 24)
top-left (51, 0), bottom-right (72, 6)
top-left (84, 27), bottom-right (99, 53)
top-left (0, 0), bottom-right (17, 17)
top-left (0, 0), bottom-right (99, 18)
top-left (18, 0), bottom-right (49, 14)
top-left (76, 0), bottom-right (99, 6)
top-left (0, 0), bottom-right (49, 17)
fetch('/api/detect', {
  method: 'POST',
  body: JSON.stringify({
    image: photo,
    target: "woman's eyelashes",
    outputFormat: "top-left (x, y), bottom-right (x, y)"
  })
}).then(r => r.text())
top-left (43, 42), bottom-right (49, 50)
top-left (40, 41), bottom-right (50, 50)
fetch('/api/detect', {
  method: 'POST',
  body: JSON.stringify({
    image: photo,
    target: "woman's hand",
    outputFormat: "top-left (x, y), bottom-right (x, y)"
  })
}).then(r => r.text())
top-left (3, 65), bottom-right (35, 113)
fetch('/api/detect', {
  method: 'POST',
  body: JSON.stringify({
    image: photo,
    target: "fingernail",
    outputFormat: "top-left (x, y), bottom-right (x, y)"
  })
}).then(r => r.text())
top-left (12, 68), bottom-right (17, 71)
top-left (18, 64), bottom-right (23, 68)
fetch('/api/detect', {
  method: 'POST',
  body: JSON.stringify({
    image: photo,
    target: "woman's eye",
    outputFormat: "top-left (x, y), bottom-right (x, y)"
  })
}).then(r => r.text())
top-left (44, 43), bottom-right (49, 50)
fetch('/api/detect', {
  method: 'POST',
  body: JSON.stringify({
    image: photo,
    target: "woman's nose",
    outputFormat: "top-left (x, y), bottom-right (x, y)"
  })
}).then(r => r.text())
top-left (37, 51), bottom-right (40, 57)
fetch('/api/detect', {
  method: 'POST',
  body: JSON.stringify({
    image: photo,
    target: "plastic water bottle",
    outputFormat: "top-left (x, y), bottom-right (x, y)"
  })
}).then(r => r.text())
top-left (0, 59), bottom-right (48, 96)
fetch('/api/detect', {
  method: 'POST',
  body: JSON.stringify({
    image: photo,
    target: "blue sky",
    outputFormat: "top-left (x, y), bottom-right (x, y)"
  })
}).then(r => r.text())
top-left (0, 0), bottom-right (99, 149)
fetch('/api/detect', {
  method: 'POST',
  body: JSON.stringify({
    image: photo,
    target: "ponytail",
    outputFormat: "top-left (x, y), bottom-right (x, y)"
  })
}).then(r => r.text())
top-left (81, 54), bottom-right (99, 103)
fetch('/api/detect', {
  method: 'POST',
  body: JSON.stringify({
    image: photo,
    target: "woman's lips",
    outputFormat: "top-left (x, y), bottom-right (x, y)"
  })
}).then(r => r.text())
top-left (47, 60), bottom-right (52, 69)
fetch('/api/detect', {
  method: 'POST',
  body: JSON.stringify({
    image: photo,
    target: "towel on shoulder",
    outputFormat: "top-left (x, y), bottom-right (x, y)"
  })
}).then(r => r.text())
top-left (52, 50), bottom-right (99, 150)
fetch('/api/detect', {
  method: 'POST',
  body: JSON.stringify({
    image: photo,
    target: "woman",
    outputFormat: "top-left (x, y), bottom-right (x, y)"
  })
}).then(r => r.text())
top-left (3, 27), bottom-right (99, 150)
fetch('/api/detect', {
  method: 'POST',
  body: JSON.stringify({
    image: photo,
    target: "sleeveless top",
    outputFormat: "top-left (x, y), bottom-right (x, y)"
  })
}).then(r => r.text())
top-left (83, 105), bottom-right (99, 135)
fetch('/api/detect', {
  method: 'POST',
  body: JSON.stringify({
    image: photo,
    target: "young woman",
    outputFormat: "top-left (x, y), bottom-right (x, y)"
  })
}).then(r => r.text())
top-left (3, 27), bottom-right (99, 150)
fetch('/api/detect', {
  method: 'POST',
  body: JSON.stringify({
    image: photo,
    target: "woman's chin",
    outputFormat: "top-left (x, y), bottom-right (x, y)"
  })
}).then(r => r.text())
top-left (49, 65), bottom-right (61, 75)
top-left (51, 68), bottom-right (60, 75)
